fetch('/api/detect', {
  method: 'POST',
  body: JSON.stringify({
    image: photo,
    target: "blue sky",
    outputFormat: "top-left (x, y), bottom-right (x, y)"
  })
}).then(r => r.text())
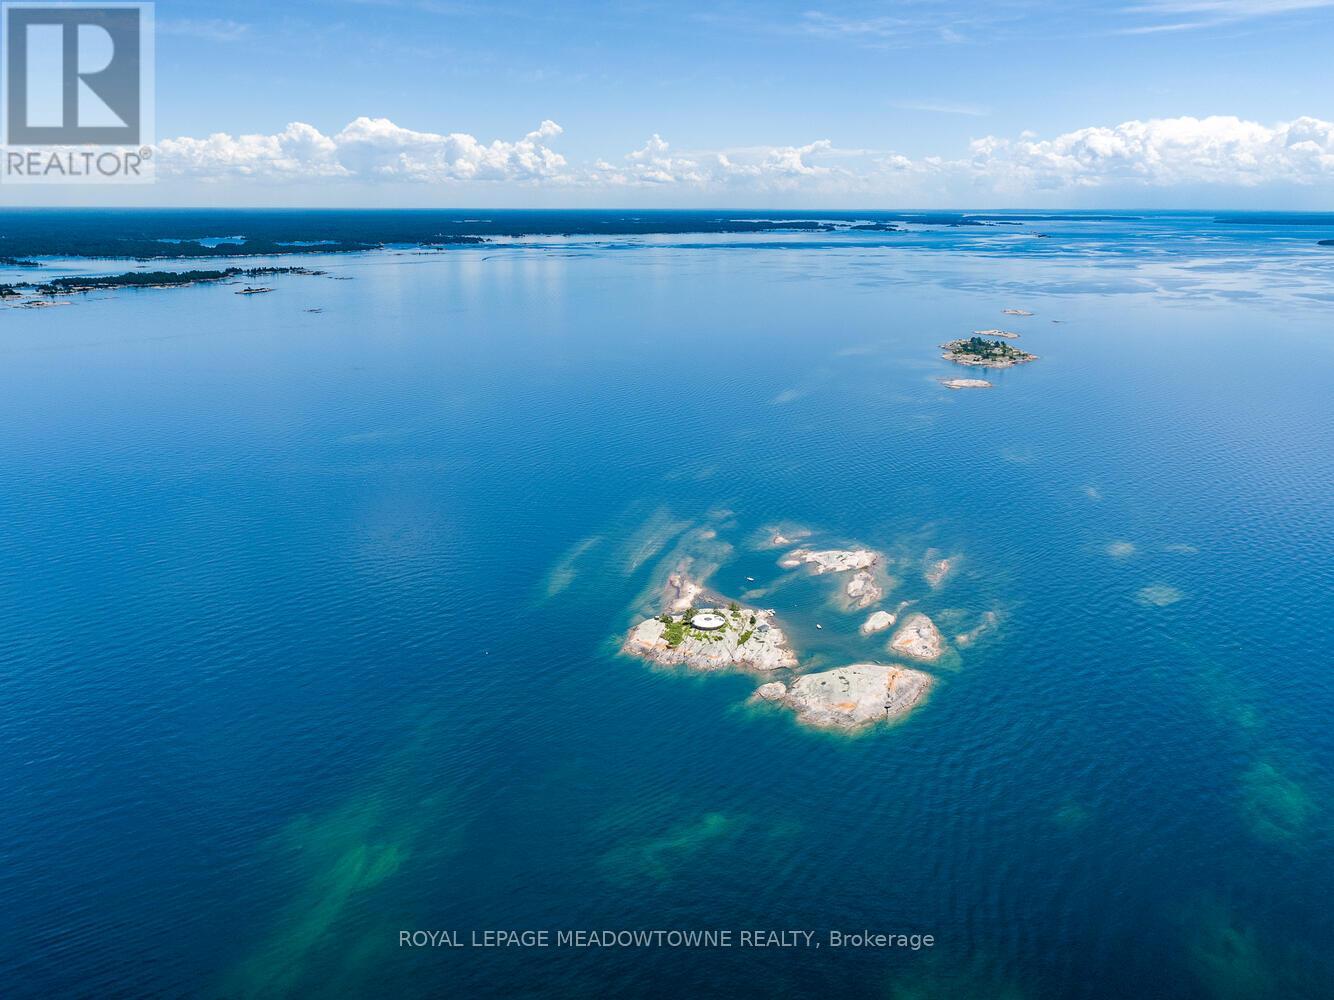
top-left (15, 0), bottom-right (1334, 206)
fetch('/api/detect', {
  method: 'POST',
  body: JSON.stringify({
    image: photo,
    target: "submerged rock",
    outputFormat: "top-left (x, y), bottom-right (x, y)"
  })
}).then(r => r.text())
top-left (923, 554), bottom-right (957, 589)
top-left (955, 610), bottom-right (999, 647)
top-left (663, 572), bottom-right (702, 612)
top-left (752, 663), bottom-right (934, 730)
top-left (889, 612), bottom-right (945, 661)
top-left (1136, 584), bottom-right (1184, 607)
top-left (760, 525), bottom-right (810, 549)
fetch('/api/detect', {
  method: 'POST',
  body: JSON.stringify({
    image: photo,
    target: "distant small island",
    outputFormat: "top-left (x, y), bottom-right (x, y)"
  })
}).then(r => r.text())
top-left (941, 336), bottom-right (1038, 368)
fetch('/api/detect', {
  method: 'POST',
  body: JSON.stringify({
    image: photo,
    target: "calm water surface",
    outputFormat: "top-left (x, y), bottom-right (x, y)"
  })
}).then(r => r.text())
top-left (1, 214), bottom-right (1332, 998)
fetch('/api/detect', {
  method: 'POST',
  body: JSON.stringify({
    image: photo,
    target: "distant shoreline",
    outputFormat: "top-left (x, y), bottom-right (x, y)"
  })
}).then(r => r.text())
top-left (1, 208), bottom-right (1281, 261)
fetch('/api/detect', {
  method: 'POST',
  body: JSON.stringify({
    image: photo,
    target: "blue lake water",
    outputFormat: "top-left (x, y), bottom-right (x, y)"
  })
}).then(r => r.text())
top-left (1, 213), bottom-right (1332, 998)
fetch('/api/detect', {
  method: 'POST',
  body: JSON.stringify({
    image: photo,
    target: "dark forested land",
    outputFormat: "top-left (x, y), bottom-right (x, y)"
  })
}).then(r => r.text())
top-left (0, 209), bottom-right (1092, 259)
top-left (7, 209), bottom-right (1325, 261)
top-left (2, 266), bottom-right (321, 298)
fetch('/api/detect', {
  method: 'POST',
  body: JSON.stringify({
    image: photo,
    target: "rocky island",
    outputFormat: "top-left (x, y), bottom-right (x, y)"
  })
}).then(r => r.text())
top-left (623, 596), bottom-right (797, 674)
top-left (941, 336), bottom-right (1038, 369)
top-left (777, 546), bottom-right (886, 609)
top-left (939, 378), bottom-right (993, 390)
top-left (889, 612), bottom-right (946, 661)
top-left (751, 663), bottom-right (934, 731)
top-left (845, 570), bottom-right (882, 609)
top-left (779, 548), bottom-right (878, 574)
top-left (619, 529), bottom-right (961, 733)
top-left (859, 608), bottom-right (901, 637)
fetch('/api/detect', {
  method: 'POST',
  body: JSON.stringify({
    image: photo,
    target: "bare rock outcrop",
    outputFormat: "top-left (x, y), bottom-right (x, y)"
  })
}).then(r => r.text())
top-left (860, 610), bottom-right (897, 634)
top-left (752, 663), bottom-right (934, 730)
top-left (779, 548), bottom-right (878, 574)
top-left (889, 612), bottom-right (945, 661)
top-left (845, 570), bottom-right (882, 609)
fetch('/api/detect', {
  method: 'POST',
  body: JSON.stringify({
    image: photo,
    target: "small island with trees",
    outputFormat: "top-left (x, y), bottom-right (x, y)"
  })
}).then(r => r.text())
top-left (941, 335), bottom-right (1038, 368)
top-left (2, 266), bottom-right (322, 302)
top-left (624, 597), bottom-right (798, 674)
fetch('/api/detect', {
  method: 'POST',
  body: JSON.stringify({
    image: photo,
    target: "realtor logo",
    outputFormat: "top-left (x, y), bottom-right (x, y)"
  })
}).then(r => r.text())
top-left (2, 2), bottom-right (154, 182)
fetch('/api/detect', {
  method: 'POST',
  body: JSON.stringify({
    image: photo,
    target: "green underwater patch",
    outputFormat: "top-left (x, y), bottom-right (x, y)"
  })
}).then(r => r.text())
top-left (1186, 901), bottom-right (1270, 1000)
top-left (1239, 760), bottom-right (1317, 846)
top-left (599, 811), bottom-right (745, 886)
top-left (887, 950), bottom-right (1030, 1000)
top-left (217, 795), bottom-right (416, 999)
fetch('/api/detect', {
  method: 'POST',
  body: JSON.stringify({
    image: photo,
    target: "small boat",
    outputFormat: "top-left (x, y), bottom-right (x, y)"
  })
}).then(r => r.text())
top-left (746, 576), bottom-right (755, 582)
top-left (815, 624), bottom-right (823, 630)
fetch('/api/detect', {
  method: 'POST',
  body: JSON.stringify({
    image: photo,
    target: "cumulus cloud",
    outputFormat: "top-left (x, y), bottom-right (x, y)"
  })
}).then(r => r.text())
top-left (159, 118), bottom-right (566, 183)
top-left (968, 115), bottom-right (1334, 190)
top-left (153, 114), bottom-right (1334, 197)
top-left (588, 134), bottom-right (840, 188)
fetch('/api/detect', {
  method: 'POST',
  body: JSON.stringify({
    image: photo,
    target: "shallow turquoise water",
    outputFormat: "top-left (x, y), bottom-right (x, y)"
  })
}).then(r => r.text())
top-left (2, 215), bottom-right (1332, 998)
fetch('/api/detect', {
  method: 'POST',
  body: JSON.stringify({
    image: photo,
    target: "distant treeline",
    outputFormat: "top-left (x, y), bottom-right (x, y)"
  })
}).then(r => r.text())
top-left (0, 209), bottom-right (1162, 260)
top-left (1215, 214), bottom-right (1334, 226)
top-left (0, 210), bottom-right (500, 259)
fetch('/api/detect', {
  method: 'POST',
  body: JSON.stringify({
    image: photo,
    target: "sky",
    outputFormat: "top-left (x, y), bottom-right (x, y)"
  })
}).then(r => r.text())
top-left (6, 0), bottom-right (1334, 208)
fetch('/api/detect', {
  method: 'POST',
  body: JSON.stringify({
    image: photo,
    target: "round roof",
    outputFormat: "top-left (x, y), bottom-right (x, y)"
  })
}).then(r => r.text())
top-left (692, 612), bottom-right (727, 630)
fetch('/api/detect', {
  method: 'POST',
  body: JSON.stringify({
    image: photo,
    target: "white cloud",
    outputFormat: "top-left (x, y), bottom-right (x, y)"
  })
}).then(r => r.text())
top-left (589, 135), bottom-right (841, 188)
top-left (332, 118), bottom-right (566, 181)
top-left (1119, 0), bottom-right (1334, 32)
top-left (889, 99), bottom-right (989, 117)
top-left (153, 114), bottom-right (1334, 199)
top-left (157, 19), bottom-right (251, 42)
top-left (968, 115), bottom-right (1334, 190)
top-left (799, 11), bottom-right (921, 39)
top-left (159, 122), bottom-right (347, 180)
top-left (159, 119), bottom-right (566, 183)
